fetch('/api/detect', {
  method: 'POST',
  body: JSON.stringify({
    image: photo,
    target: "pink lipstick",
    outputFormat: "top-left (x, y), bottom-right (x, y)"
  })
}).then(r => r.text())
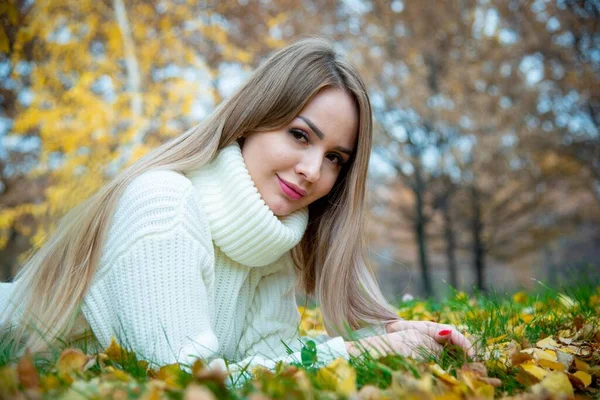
top-left (277, 176), bottom-right (304, 200)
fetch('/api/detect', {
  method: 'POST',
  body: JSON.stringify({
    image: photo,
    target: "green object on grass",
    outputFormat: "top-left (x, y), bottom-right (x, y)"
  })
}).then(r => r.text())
top-left (301, 340), bottom-right (317, 367)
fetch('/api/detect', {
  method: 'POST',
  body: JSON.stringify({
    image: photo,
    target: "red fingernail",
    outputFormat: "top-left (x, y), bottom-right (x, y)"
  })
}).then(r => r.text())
top-left (439, 330), bottom-right (452, 336)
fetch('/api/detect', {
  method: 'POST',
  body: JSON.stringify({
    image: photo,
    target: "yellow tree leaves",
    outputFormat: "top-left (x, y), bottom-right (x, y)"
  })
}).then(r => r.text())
top-left (3, 0), bottom-right (267, 254)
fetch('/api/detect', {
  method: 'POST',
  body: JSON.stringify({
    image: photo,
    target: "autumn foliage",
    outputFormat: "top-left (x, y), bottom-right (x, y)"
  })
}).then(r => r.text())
top-left (0, 286), bottom-right (599, 399)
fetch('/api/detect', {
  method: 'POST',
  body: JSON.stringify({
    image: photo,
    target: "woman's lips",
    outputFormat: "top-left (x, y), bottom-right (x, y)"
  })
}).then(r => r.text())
top-left (277, 176), bottom-right (304, 200)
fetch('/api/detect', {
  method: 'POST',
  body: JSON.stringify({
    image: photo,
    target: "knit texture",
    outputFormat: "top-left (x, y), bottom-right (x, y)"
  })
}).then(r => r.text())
top-left (81, 143), bottom-right (357, 381)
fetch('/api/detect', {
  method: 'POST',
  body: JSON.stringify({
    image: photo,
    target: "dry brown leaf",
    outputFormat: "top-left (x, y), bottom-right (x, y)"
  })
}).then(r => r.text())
top-left (16, 350), bottom-right (39, 390)
top-left (192, 360), bottom-right (228, 387)
top-left (56, 348), bottom-right (89, 383)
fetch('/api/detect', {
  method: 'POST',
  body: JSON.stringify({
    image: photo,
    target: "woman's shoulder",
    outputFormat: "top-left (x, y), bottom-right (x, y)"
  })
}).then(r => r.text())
top-left (114, 168), bottom-right (205, 226)
top-left (126, 169), bottom-right (193, 193)
top-left (101, 169), bottom-right (210, 262)
top-left (116, 169), bottom-right (197, 211)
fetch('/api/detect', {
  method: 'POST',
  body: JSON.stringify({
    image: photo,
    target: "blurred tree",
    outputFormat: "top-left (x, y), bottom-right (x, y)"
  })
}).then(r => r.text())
top-left (0, 0), bottom-right (347, 279)
top-left (352, 0), bottom-right (599, 294)
top-left (0, 0), bottom-right (262, 272)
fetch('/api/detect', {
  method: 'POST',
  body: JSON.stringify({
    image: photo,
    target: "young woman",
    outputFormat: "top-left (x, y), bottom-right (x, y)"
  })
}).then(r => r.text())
top-left (1, 38), bottom-right (473, 378)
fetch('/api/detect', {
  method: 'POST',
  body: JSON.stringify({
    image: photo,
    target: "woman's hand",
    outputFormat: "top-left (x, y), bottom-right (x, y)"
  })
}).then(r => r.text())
top-left (385, 320), bottom-right (476, 358)
top-left (346, 329), bottom-right (446, 360)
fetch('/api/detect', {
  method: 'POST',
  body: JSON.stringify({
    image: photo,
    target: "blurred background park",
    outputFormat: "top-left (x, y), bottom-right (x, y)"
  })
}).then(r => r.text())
top-left (0, 0), bottom-right (598, 302)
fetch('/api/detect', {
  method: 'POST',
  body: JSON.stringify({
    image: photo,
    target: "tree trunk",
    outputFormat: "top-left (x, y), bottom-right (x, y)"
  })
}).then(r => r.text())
top-left (108, 0), bottom-right (147, 176)
top-left (414, 164), bottom-right (432, 297)
top-left (544, 243), bottom-right (558, 287)
top-left (442, 201), bottom-right (458, 290)
top-left (470, 185), bottom-right (486, 292)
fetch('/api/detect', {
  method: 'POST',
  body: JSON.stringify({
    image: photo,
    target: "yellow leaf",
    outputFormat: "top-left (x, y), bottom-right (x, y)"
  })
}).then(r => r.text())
top-left (316, 358), bottom-right (356, 397)
top-left (520, 364), bottom-right (548, 381)
top-left (535, 337), bottom-right (558, 350)
top-left (429, 363), bottom-right (460, 385)
top-left (458, 369), bottom-right (495, 399)
top-left (156, 364), bottom-right (183, 389)
top-left (571, 371), bottom-right (592, 387)
top-left (521, 348), bottom-right (556, 362)
top-left (486, 334), bottom-right (508, 345)
top-left (57, 348), bottom-right (88, 375)
top-left (40, 374), bottom-right (61, 391)
top-left (512, 291), bottom-right (528, 304)
top-left (574, 358), bottom-right (590, 372)
top-left (537, 359), bottom-right (565, 371)
top-left (531, 371), bottom-right (574, 397)
top-left (0, 366), bottom-right (18, 398)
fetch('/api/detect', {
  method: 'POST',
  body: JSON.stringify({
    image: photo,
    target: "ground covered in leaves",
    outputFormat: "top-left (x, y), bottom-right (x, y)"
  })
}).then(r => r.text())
top-left (1, 285), bottom-right (599, 399)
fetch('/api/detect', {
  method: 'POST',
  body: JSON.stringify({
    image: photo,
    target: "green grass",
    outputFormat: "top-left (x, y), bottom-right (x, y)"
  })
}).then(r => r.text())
top-left (1, 280), bottom-right (599, 398)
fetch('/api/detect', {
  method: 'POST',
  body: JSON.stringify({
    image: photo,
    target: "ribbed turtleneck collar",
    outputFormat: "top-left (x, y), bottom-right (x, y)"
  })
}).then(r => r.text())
top-left (185, 142), bottom-right (309, 267)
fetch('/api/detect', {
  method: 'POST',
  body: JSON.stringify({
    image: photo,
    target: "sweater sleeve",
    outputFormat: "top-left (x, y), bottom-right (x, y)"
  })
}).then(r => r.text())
top-left (82, 170), bottom-right (220, 367)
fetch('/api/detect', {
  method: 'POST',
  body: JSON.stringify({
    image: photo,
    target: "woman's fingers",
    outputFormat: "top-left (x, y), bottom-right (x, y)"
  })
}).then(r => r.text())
top-left (361, 330), bottom-right (445, 360)
top-left (396, 330), bottom-right (445, 360)
top-left (387, 320), bottom-right (476, 358)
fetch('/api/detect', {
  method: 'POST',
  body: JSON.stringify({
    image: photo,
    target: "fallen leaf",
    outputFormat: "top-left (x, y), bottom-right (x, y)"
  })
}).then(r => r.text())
top-left (0, 366), bottom-right (18, 399)
top-left (537, 359), bottom-right (565, 371)
top-left (458, 369), bottom-right (495, 399)
top-left (316, 358), bottom-right (356, 397)
top-left (429, 363), bottom-right (460, 386)
top-left (357, 384), bottom-right (383, 400)
top-left (57, 348), bottom-right (89, 382)
top-left (571, 370), bottom-right (592, 387)
top-left (156, 364), bottom-right (183, 389)
top-left (555, 350), bottom-right (574, 370)
top-left (104, 338), bottom-right (148, 370)
top-left (535, 336), bottom-right (559, 350)
top-left (183, 384), bottom-right (216, 400)
top-left (192, 360), bottom-right (228, 387)
top-left (531, 371), bottom-right (574, 397)
top-left (575, 358), bottom-right (590, 372)
top-left (486, 334), bottom-right (508, 345)
top-left (16, 350), bottom-right (39, 390)
top-left (520, 364), bottom-right (548, 381)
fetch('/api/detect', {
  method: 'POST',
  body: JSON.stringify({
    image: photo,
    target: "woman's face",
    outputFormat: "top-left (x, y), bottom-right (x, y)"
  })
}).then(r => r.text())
top-left (242, 87), bottom-right (359, 216)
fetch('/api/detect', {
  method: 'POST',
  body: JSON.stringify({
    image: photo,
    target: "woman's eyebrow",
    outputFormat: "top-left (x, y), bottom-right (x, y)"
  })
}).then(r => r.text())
top-left (297, 115), bottom-right (353, 156)
top-left (298, 115), bottom-right (325, 139)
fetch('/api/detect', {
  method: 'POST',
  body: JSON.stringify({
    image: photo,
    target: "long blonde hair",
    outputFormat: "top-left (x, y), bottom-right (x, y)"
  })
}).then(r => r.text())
top-left (2, 37), bottom-right (398, 353)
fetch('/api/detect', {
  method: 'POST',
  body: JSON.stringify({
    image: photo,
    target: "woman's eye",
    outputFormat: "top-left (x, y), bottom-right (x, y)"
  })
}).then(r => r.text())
top-left (327, 153), bottom-right (345, 165)
top-left (289, 129), bottom-right (308, 143)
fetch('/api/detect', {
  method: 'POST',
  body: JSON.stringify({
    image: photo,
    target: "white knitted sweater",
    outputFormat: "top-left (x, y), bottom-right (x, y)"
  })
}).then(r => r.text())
top-left (78, 143), bottom-right (383, 381)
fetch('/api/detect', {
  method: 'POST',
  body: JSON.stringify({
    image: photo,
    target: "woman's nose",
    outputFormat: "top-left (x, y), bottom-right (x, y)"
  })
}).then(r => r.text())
top-left (295, 152), bottom-right (322, 182)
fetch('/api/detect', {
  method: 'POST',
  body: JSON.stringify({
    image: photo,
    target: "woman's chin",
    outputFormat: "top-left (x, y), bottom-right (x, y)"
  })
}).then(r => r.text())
top-left (266, 198), bottom-right (295, 217)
